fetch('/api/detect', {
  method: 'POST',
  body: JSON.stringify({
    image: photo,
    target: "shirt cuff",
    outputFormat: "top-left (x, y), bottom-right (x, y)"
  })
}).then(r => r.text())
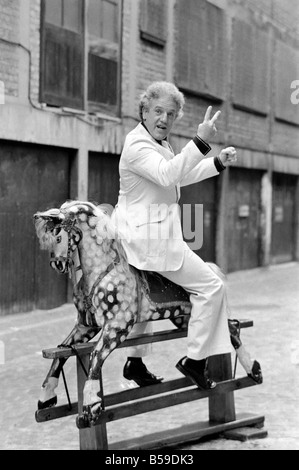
top-left (214, 155), bottom-right (226, 172)
top-left (193, 135), bottom-right (211, 156)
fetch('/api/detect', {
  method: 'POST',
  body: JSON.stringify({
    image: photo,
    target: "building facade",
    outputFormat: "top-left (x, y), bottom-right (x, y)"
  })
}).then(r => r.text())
top-left (0, 0), bottom-right (299, 315)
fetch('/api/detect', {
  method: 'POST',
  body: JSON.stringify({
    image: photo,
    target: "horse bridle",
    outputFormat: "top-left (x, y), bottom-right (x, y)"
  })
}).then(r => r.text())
top-left (50, 219), bottom-right (83, 274)
top-left (49, 216), bottom-right (120, 300)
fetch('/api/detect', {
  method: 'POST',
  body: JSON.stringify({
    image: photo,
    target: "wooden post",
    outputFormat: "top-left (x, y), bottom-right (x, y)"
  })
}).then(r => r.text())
top-left (76, 353), bottom-right (108, 450)
top-left (208, 353), bottom-right (236, 423)
top-left (261, 171), bottom-right (273, 266)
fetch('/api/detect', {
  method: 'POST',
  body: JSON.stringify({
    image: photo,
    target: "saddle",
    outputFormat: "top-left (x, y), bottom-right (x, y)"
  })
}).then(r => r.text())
top-left (132, 267), bottom-right (190, 305)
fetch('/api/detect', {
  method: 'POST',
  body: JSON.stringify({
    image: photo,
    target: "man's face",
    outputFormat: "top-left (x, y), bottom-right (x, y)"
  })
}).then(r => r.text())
top-left (142, 94), bottom-right (178, 141)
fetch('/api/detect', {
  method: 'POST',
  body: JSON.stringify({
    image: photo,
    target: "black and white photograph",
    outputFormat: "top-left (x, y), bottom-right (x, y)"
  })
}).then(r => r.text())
top-left (0, 0), bottom-right (298, 453)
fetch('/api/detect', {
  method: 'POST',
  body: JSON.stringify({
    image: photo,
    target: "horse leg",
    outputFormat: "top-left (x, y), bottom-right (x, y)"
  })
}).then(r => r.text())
top-left (228, 319), bottom-right (263, 384)
top-left (169, 314), bottom-right (262, 383)
top-left (38, 323), bottom-right (101, 409)
top-left (80, 320), bottom-right (134, 425)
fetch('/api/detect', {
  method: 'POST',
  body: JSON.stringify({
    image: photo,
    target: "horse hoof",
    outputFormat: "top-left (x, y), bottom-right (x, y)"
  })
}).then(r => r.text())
top-left (77, 403), bottom-right (102, 428)
top-left (76, 413), bottom-right (91, 429)
top-left (37, 396), bottom-right (57, 409)
top-left (248, 360), bottom-right (263, 384)
top-left (90, 402), bottom-right (102, 424)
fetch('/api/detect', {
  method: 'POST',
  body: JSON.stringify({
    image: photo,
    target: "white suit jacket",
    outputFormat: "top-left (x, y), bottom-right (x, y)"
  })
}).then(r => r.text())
top-left (112, 123), bottom-right (219, 271)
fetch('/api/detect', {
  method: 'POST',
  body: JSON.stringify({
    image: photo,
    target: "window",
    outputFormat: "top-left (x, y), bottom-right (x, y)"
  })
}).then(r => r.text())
top-left (175, 0), bottom-right (226, 101)
top-left (274, 40), bottom-right (299, 125)
top-left (139, 0), bottom-right (167, 47)
top-left (40, 0), bottom-right (122, 115)
top-left (232, 19), bottom-right (270, 116)
top-left (44, 0), bottom-right (82, 31)
top-left (87, 0), bottom-right (121, 113)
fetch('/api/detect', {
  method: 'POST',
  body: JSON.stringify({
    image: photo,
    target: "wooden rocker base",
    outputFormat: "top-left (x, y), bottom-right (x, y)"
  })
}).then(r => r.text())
top-left (109, 412), bottom-right (266, 450)
top-left (75, 376), bottom-right (261, 429)
top-left (36, 376), bottom-right (258, 425)
top-left (222, 424), bottom-right (268, 442)
top-left (36, 320), bottom-right (267, 450)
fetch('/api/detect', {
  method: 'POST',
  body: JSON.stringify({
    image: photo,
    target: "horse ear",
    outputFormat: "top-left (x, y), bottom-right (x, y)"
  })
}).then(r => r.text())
top-left (98, 203), bottom-right (114, 217)
top-left (34, 208), bottom-right (64, 220)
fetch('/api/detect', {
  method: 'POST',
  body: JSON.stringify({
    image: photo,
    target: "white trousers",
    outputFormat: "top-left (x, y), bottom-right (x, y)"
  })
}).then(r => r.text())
top-left (127, 244), bottom-right (232, 360)
top-left (126, 322), bottom-right (153, 357)
top-left (127, 245), bottom-right (231, 360)
top-left (158, 246), bottom-right (231, 360)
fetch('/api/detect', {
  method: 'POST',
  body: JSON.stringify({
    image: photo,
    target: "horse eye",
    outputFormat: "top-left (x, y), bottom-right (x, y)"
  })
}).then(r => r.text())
top-left (56, 236), bottom-right (62, 244)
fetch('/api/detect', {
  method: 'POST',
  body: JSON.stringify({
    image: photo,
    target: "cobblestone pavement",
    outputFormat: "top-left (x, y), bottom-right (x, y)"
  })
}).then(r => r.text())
top-left (0, 262), bottom-right (298, 451)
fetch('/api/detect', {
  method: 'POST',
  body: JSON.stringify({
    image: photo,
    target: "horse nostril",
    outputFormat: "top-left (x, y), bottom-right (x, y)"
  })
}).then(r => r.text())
top-left (57, 261), bottom-right (66, 272)
top-left (50, 259), bottom-right (66, 273)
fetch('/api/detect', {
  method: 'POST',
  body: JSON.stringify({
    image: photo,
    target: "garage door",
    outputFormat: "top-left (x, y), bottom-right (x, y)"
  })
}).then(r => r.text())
top-left (227, 168), bottom-right (263, 272)
top-left (0, 142), bottom-right (70, 315)
top-left (180, 177), bottom-right (217, 262)
top-left (88, 152), bottom-right (120, 208)
top-left (271, 172), bottom-right (297, 263)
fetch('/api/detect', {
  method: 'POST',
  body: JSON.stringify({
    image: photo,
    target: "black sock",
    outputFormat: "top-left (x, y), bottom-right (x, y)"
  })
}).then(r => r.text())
top-left (127, 357), bottom-right (143, 364)
top-left (187, 357), bottom-right (206, 372)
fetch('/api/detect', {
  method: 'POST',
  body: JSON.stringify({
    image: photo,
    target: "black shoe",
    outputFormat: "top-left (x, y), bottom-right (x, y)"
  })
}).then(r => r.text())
top-left (176, 356), bottom-right (216, 390)
top-left (123, 359), bottom-right (164, 387)
top-left (248, 360), bottom-right (263, 384)
top-left (37, 395), bottom-right (57, 410)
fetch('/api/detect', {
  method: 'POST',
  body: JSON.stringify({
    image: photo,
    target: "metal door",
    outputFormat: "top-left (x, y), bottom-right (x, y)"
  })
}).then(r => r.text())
top-left (271, 172), bottom-right (297, 263)
top-left (0, 142), bottom-right (70, 315)
top-left (180, 177), bottom-right (217, 262)
top-left (227, 168), bottom-right (263, 272)
top-left (88, 152), bottom-right (120, 208)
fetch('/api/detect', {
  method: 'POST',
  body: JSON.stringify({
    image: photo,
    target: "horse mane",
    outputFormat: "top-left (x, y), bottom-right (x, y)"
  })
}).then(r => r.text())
top-left (60, 200), bottom-right (130, 270)
top-left (34, 216), bottom-right (58, 250)
top-left (34, 200), bottom-right (137, 284)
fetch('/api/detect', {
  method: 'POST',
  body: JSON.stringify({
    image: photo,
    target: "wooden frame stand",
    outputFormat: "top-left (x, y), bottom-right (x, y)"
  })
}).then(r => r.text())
top-left (36, 320), bottom-right (267, 450)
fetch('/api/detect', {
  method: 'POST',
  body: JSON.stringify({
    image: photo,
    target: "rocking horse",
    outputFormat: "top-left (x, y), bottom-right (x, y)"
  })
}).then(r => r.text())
top-left (34, 200), bottom-right (262, 426)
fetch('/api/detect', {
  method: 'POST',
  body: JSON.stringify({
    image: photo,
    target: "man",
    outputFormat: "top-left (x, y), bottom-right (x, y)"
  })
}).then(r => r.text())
top-left (113, 81), bottom-right (237, 389)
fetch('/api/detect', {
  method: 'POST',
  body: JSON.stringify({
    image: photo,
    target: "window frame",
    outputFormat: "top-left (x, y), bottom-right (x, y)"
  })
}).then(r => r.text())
top-left (40, 0), bottom-right (123, 116)
top-left (175, 0), bottom-right (226, 103)
top-left (139, 0), bottom-right (167, 47)
top-left (87, 0), bottom-right (123, 116)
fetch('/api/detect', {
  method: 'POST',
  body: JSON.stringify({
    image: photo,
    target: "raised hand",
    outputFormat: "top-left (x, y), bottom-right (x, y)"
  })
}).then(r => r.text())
top-left (218, 146), bottom-right (237, 167)
top-left (197, 106), bottom-right (221, 142)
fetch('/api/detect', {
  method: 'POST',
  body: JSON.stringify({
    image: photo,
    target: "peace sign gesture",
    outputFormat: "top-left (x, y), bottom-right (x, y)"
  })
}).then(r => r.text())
top-left (197, 106), bottom-right (221, 142)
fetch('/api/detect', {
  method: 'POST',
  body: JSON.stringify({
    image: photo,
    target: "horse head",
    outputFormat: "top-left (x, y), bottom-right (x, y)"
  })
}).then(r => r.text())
top-left (34, 201), bottom-right (99, 274)
top-left (34, 200), bottom-right (124, 280)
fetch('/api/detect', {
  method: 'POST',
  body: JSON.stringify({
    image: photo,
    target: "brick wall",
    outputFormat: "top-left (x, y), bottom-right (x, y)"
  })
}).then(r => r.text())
top-left (0, 0), bottom-right (20, 42)
top-left (122, 0), bottom-right (168, 122)
top-left (166, 0), bottom-right (299, 159)
top-left (29, 0), bottom-right (41, 104)
top-left (0, 0), bottom-right (20, 98)
top-left (0, 0), bottom-right (298, 158)
top-left (120, 0), bottom-right (132, 117)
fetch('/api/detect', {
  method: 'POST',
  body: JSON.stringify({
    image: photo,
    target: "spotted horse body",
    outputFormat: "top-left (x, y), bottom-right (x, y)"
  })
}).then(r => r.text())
top-left (34, 200), bottom-right (262, 426)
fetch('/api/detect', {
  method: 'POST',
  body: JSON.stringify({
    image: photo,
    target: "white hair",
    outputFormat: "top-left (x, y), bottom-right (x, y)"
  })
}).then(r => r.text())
top-left (139, 81), bottom-right (185, 121)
